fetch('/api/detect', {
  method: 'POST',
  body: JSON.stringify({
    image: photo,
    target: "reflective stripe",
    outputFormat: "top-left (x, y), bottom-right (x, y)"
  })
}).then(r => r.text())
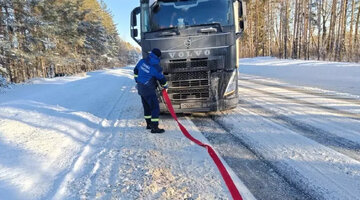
top-left (151, 118), bottom-right (159, 122)
top-left (144, 116), bottom-right (151, 119)
top-left (134, 74), bottom-right (138, 78)
top-left (162, 82), bottom-right (168, 87)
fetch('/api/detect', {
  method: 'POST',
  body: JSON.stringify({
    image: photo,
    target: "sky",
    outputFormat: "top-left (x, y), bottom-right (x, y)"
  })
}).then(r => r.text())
top-left (102, 0), bottom-right (140, 47)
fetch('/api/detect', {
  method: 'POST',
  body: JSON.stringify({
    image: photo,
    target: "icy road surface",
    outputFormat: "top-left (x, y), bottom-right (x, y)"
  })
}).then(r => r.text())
top-left (192, 57), bottom-right (360, 200)
top-left (0, 68), bottom-right (254, 200)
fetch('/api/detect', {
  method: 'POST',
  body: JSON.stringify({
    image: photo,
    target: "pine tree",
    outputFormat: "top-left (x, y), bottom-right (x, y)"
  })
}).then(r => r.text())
top-left (0, 0), bottom-right (140, 84)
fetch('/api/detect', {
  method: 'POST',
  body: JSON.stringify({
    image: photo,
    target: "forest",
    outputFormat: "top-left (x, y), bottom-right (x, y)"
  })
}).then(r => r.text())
top-left (0, 0), bottom-right (140, 85)
top-left (240, 0), bottom-right (360, 62)
top-left (2, 0), bottom-right (360, 85)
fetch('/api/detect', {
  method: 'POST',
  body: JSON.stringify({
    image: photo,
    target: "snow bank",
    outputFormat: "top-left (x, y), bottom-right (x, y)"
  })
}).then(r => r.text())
top-left (239, 57), bottom-right (360, 96)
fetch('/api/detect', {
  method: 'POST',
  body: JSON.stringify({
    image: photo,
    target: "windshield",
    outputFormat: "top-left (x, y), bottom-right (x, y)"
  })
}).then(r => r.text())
top-left (147, 0), bottom-right (234, 32)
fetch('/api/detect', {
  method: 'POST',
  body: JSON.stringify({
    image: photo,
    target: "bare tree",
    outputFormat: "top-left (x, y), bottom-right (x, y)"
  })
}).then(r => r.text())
top-left (317, 0), bottom-right (322, 60)
top-left (348, 0), bottom-right (356, 61)
top-left (354, 2), bottom-right (360, 61)
top-left (327, 0), bottom-right (337, 60)
top-left (237, 0), bottom-right (359, 63)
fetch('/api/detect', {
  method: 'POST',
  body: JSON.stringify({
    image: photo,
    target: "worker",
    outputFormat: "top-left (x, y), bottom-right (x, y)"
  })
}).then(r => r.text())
top-left (134, 48), bottom-right (168, 134)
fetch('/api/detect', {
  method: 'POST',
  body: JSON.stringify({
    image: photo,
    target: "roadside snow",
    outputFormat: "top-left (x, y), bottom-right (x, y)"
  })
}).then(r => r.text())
top-left (239, 57), bottom-right (360, 97)
top-left (0, 67), bottom-right (250, 199)
top-left (231, 57), bottom-right (360, 199)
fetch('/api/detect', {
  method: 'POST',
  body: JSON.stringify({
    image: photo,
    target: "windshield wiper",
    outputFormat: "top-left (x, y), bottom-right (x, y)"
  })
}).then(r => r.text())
top-left (199, 27), bottom-right (218, 33)
top-left (188, 23), bottom-right (223, 32)
top-left (149, 26), bottom-right (178, 33)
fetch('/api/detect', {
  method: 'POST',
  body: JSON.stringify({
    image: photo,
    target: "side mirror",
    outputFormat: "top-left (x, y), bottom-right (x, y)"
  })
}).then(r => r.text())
top-left (130, 7), bottom-right (141, 44)
top-left (236, 0), bottom-right (246, 38)
top-left (131, 13), bottom-right (137, 27)
top-left (132, 29), bottom-right (138, 38)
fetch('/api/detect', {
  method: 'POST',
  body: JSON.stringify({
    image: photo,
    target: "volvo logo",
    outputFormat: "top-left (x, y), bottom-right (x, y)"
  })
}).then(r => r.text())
top-left (169, 50), bottom-right (211, 59)
top-left (184, 38), bottom-right (192, 48)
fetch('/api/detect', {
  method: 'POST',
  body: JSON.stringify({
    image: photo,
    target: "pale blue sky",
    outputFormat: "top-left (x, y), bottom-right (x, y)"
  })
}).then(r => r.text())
top-left (102, 0), bottom-right (139, 47)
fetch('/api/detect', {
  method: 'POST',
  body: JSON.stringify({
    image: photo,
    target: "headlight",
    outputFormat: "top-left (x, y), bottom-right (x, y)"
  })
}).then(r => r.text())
top-left (224, 71), bottom-right (237, 97)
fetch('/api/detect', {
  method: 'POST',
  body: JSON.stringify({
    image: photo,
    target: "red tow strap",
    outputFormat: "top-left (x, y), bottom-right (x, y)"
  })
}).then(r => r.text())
top-left (162, 90), bottom-right (243, 200)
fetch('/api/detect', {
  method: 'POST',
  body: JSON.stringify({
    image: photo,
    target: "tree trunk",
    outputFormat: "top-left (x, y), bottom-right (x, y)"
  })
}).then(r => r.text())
top-left (248, 1), bottom-right (254, 57)
top-left (303, 0), bottom-right (309, 59)
top-left (292, 0), bottom-right (299, 59)
top-left (254, 0), bottom-right (259, 57)
top-left (0, 4), bottom-right (3, 36)
top-left (321, 0), bottom-right (328, 60)
top-left (284, 1), bottom-right (290, 59)
top-left (268, 0), bottom-right (271, 56)
top-left (348, 0), bottom-right (356, 61)
top-left (279, 2), bottom-right (284, 58)
top-left (335, 0), bottom-right (343, 61)
top-left (317, 0), bottom-right (322, 60)
top-left (335, 0), bottom-right (348, 61)
top-left (355, 5), bottom-right (360, 62)
top-left (327, 0), bottom-right (337, 59)
top-left (307, 0), bottom-right (312, 60)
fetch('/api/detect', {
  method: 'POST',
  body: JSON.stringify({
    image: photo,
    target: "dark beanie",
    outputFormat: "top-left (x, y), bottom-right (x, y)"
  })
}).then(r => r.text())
top-left (152, 48), bottom-right (162, 58)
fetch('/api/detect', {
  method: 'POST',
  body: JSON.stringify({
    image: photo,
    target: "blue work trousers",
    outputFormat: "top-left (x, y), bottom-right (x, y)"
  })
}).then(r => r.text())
top-left (141, 94), bottom-right (160, 125)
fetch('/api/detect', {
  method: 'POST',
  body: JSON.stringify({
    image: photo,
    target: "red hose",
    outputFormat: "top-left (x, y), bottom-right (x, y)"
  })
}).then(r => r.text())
top-left (162, 89), bottom-right (243, 200)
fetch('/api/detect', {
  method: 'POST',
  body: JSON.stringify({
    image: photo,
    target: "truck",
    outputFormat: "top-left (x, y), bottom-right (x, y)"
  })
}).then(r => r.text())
top-left (130, 0), bottom-right (246, 113)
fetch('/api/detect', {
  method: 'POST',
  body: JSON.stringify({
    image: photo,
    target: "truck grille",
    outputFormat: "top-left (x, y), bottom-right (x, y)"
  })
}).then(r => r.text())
top-left (166, 57), bottom-right (221, 72)
top-left (167, 70), bottom-right (210, 100)
top-left (164, 57), bottom-right (220, 101)
top-left (169, 59), bottom-right (187, 69)
top-left (191, 59), bottom-right (208, 68)
top-left (172, 80), bottom-right (208, 87)
top-left (171, 71), bottom-right (208, 81)
top-left (171, 89), bottom-right (210, 100)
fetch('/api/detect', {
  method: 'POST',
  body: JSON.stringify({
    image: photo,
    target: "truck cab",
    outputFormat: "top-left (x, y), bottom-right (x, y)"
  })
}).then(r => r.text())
top-left (131, 0), bottom-right (245, 113)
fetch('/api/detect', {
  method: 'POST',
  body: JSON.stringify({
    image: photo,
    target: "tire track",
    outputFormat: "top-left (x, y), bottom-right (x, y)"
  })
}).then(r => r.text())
top-left (240, 78), bottom-right (360, 106)
top-left (238, 83), bottom-right (360, 121)
top-left (49, 77), bottom-right (130, 200)
top-left (64, 74), bottom-right (142, 199)
top-left (191, 116), bottom-right (312, 200)
top-left (192, 78), bottom-right (360, 199)
top-left (101, 102), bottom-right (145, 200)
top-left (80, 90), bottom-right (136, 198)
top-left (203, 107), bottom-right (360, 200)
top-left (79, 119), bottom-right (120, 198)
top-left (237, 79), bottom-right (360, 161)
top-left (237, 99), bottom-right (360, 162)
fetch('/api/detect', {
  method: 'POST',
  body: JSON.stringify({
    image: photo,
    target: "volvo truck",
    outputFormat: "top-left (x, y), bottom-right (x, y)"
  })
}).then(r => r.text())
top-left (131, 0), bottom-right (246, 112)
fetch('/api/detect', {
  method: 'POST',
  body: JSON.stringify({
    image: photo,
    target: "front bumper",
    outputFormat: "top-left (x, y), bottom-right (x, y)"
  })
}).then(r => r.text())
top-left (160, 94), bottom-right (238, 113)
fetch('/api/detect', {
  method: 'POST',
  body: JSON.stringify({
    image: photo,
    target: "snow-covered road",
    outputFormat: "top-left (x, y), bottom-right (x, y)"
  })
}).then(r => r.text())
top-left (191, 58), bottom-right (360, 200)
top-left (1, 57), bottom-right (360, 200)
top-left (0, 67), bottom-right (254, 200)
top-left (210, 78), bottom-right (360, 199)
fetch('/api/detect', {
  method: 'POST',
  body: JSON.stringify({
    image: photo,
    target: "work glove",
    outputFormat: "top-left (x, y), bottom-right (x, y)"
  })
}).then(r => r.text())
top-left (161, 81), bottom-right (168, 89)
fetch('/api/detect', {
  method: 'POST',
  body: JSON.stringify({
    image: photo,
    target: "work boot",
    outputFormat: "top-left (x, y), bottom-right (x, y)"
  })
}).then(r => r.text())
top-left (145, 119), bottom-right (151, 130)
top-left (151, 123), bottom-right (165, 134)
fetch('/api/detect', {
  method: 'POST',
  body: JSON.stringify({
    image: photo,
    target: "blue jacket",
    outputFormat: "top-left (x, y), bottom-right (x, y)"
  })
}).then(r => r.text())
top-left (134, 52), bottom-right (168, 96)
